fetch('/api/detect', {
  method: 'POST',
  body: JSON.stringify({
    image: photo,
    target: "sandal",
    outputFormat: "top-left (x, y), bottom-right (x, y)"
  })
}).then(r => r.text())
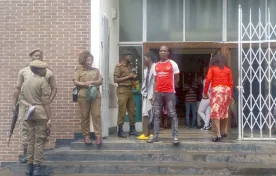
top-left (221, 133), bottom-right (228, 139)
top-left (96, 136), bottom-right (102, 145)
top-left (212, 136), bottom-right (222, 142)
top-left (84, 136), bottom-right (92, 144)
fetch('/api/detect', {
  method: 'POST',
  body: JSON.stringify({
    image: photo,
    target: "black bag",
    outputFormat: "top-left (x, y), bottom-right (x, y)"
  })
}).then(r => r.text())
top-left (73, 87), bottom-right (79, 102)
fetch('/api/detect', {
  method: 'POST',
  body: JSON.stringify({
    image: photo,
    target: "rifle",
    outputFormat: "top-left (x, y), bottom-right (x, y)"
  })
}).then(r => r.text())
top-left (7, 103), bottom-right (19, 147)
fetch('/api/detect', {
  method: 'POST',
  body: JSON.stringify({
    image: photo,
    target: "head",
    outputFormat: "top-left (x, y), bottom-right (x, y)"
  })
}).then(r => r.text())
top-left (29, 60), bottom-right (48, 77)
top-left (78, 50), bottom-right (93, 69)
top-left (159, 45), bottom-right (171, 61)
top-left (209, 54), bottom-right (226, 69)
top-left (144, 51), bottom-right (157, 67)
top-left (29, 49), bottom-right (43, 61)
top-left (122, 52), bottom-right (132, 65)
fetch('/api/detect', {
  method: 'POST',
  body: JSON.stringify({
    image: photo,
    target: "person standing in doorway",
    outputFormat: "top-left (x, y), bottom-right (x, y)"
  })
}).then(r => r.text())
top-left (137, 51), bottom-right (157, 140)
top-left (203, 54), bottom-right (233, 142)
top-left (73, 51), bottom-right (103, 145)
top-left (147, 45), bottom-right (180, 144)
top-left (12, 49), bottom-right (57, 163)
top-left (19, 60), bottom-right (52, 176)
top-left (183, 76), bottom-right (198, 128)
top-left (113, 52), bottom-right (137, 138)
top-left (198, 76), bottom-right (212, 131)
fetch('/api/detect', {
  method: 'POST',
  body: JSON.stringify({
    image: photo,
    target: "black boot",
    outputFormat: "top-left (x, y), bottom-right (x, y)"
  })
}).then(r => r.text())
top-left (20, 145), bottom-right (27, 163)
top-left (118, 125), bottom-right (127, 138)
top-left (25, 163), bottom-right (33, 176)
top-left (129, 125), bottom-right (137, 136)
top-left (33, 164), bottom-right (41, 176)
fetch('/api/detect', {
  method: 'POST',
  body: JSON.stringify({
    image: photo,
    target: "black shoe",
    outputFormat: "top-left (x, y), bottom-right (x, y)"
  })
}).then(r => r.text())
top-left (118, 125), bottom-right (127, 138)
top-left (221, 133), bottom-right (228, 139)
top-left (212, 136), bottom-right (222, 142)
top-left (129, 125), bottom-right (137, 136)
top-left (25, 163), bottom-right (33, 176)
top-left (20, 155), bottom-right (27, 163)
top-left (147, 136), bottom-right (158, 143)
top-left (20, 146), bottom-right (27, 163)
top-left (33, 164), bottom-right (41, 176)
top-left (173, 137), bottom-right (180, 145)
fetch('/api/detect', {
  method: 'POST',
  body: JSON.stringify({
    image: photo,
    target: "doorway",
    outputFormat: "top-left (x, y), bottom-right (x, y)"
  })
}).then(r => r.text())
top-left (149, 48), bottom-right (216, 126)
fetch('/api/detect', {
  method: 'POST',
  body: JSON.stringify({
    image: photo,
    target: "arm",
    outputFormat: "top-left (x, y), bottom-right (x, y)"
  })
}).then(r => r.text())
top-left (88, 70), bottom-right (103, 86)
top-left (73, 69), bottom-right (88, 87)
top-left (48, 74), bottom-right (57, 103)
top-left (113, 75), bottom-right (133, 83)
top-left (18, 86), bottom-right (31, 107)
top-left (228, 69), bottom-right (233, 95)
top-left (19, 100), bottom-right (32, 107)
top-left (171, 60), bottom-right (180, 87)
top-left (41, 80), bottom-right (52, 126)
top-left (203, 68), bottom-right (213, 97)
top-left (174, 73), bottom-right (180, 87)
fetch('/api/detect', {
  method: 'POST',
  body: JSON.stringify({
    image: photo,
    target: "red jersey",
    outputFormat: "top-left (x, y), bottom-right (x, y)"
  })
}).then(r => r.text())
top-left (204, 66), bottom-right (233, 96)
top-left (154, 59), bottom-right (180, 93)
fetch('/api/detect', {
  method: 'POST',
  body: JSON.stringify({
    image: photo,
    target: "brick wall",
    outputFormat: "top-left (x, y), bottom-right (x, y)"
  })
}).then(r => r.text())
top-left (0, 0), bottom-right (90, 162)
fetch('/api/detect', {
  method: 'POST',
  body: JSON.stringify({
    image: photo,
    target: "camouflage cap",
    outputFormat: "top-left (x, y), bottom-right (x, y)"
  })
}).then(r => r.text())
top-left (29, 60), bottom-right (48, 68)
top-left (29, 49), bottom-right (43, 57)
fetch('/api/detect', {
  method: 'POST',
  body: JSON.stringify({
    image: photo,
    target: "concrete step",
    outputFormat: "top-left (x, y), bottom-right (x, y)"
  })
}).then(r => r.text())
top-left (6, 161), bottom-right (276, 176)
top-left (70, 139), bottom-right (276, 152)
top-left (43, 148), bottom-right (276, 163)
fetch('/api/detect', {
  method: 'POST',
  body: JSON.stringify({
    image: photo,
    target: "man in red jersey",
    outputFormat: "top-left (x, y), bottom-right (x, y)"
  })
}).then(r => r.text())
top-left (147, 46), bottom-right (180, 144)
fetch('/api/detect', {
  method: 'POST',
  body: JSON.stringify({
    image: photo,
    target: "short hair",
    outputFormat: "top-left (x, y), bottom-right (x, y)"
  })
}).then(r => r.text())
top-left (209, 54), bottom-right (226, 69)
top-left (78, 50), bottom-right (93, 65)
top-left (30, 66), bottom-right (40, 75)
top-left (145, 51), bottom-right (157, 63)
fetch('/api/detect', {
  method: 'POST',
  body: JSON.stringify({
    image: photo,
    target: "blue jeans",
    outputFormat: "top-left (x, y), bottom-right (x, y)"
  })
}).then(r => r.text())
top-left (153, 92), bottom-right (178, 138)
top-left (185, 102), bottom-right (197, 127)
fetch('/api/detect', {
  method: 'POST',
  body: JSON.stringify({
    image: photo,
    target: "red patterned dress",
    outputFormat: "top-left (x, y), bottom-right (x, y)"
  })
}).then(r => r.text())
top-left (203, 66), bottom-right (233, 120)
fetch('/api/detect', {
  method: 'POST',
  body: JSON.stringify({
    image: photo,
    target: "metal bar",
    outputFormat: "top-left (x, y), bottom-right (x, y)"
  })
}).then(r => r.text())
top-left (222, 0), bottom-right (227, 41)
top-left (242, 138), bottom-right (276, 140)
top-left (183, 0), bottom-right (185, 41)
top-left (238, 4), bottom-right (242, 140)
top-left (143, 0), bottom-right (147, 42)
top-left (258, 8), bottom-right (263, 139)
top-left (249, 9), bottom-right (253, 142)
top-left (268, 8), bottom-right (272, 138)
top-left (118, 42), bottom-right (143, 46)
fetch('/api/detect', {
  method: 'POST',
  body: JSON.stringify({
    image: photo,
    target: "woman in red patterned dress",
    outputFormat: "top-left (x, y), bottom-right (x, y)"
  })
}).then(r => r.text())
top-left (203, 54), bottom-right (233, 142)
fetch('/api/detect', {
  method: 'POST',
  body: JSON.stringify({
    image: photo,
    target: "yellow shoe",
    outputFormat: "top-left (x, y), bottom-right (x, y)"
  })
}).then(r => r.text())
top-left (137, 134), bottom-right (149, 140)
top-left (149, 134), bottom-right (153, 138)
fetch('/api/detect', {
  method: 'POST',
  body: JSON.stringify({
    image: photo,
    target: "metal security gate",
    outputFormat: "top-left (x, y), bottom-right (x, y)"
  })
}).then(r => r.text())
top-left (238, 6), bottom-right (276, 140)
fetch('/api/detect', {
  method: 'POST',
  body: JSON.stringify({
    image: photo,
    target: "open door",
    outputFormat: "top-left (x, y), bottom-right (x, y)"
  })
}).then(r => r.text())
top-left (101, 15), bottom-right (110, 137)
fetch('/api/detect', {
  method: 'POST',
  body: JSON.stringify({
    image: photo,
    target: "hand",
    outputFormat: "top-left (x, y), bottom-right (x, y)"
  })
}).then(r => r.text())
top-left (85, 81), bottom-right (94, 86)
top-left (47, 119), bottom-right (51, 128)
top-left (128, 73), bottom-right (135, 79)
top-left (202, 94), bottom-right (208, 99)
top-left (231, 98), bottom-right (235, 104)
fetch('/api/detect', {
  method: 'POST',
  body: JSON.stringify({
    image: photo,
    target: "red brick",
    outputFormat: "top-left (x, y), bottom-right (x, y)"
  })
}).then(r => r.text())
top-left (0, 0), bottom-right (90, 162)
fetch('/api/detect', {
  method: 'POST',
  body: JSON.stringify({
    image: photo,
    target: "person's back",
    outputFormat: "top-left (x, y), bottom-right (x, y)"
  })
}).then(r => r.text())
top-left (207, 66), bottom-right (232, 89)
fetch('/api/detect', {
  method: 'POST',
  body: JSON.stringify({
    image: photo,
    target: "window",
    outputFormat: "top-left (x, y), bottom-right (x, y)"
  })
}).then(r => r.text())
top-left (147, 0), bottom-right (183, 41)
top-left (185, 0), bottom-right (222, 41)
top-left (119, 0), bottom-right (143, 42)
